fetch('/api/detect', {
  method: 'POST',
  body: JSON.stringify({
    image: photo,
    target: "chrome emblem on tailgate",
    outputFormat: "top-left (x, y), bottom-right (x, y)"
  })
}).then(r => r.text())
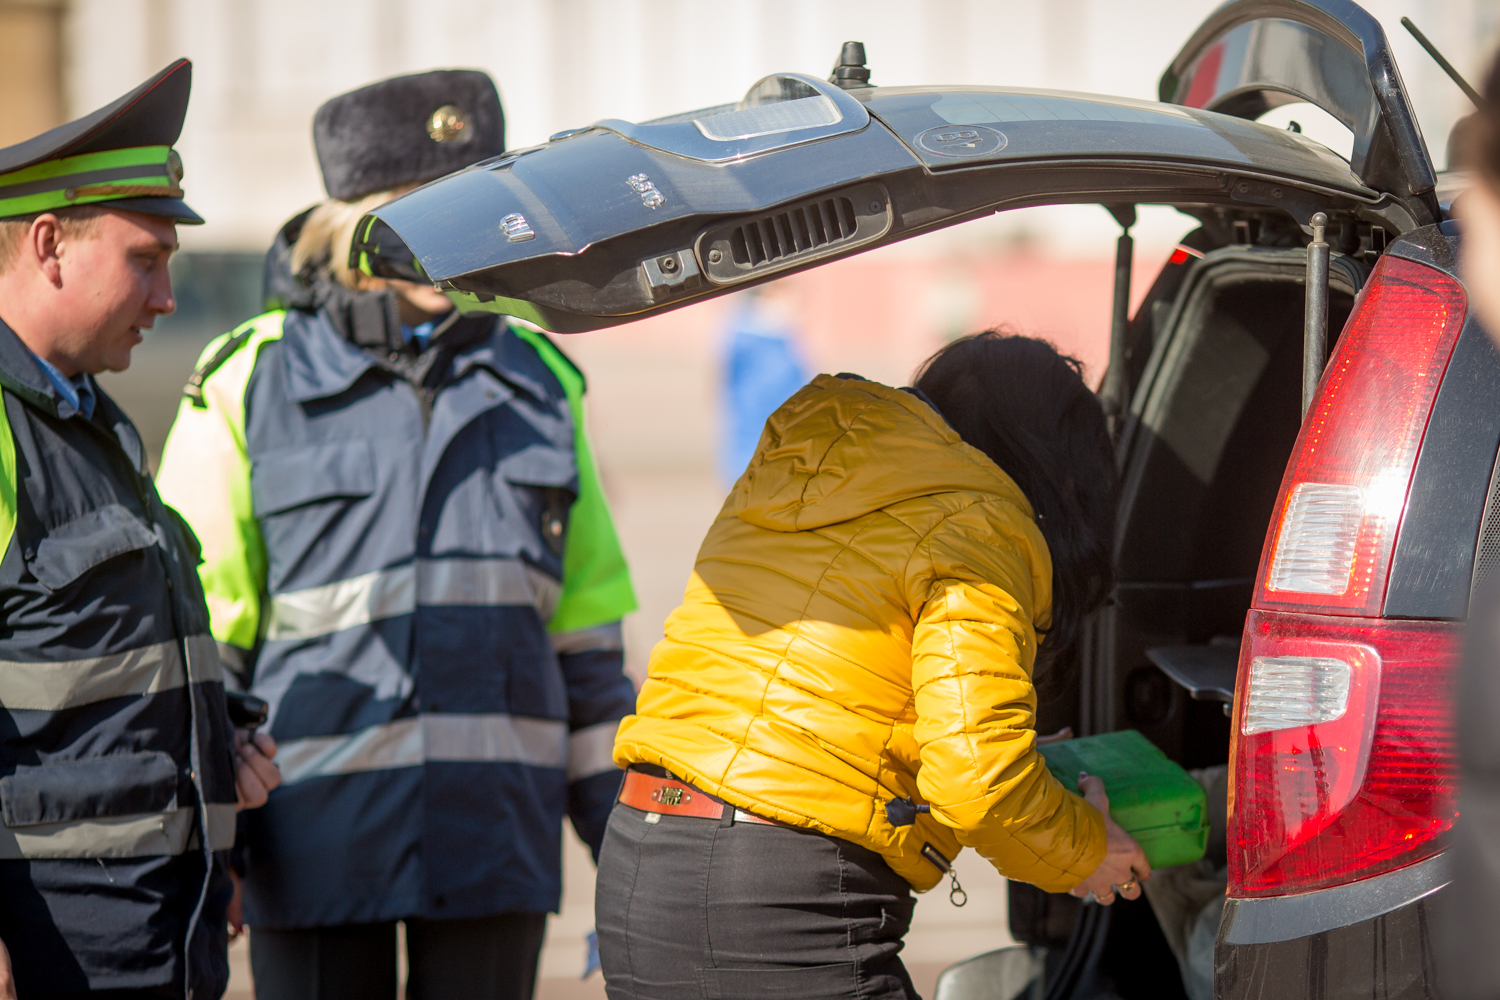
top-left (627, 173), bottom-right (666, 209)
top-left (916, 125), bottom-right (1007, 157)
top-left (500, 213), bottom-right (535, 242)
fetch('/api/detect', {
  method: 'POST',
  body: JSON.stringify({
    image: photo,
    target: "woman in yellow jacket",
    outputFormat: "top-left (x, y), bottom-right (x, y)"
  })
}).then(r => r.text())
top-left (598, 333), bottom-right (1148, 1000)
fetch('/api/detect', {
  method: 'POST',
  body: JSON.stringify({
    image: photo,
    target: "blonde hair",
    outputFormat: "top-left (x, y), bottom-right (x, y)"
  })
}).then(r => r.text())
top-left (291, 187), bottom-right (409, 290)
top-left (0, 206), bottom-right (107, 272)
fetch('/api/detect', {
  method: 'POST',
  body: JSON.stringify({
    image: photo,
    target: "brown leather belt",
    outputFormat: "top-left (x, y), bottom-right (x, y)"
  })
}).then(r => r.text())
top-left (618, 770), bottom-right (781, 826)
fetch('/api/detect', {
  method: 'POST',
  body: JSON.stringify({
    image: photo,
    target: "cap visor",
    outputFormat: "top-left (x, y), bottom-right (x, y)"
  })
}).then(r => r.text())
top-left (106, 195), bottom-right (204, 225)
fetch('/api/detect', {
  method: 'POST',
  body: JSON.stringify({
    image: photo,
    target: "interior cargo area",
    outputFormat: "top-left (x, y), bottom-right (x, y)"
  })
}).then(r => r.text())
top-left (1009, 234), bottom-right (1364, 1000)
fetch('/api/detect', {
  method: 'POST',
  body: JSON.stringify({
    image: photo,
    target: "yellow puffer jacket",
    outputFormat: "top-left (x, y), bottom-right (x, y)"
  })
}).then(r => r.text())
top-left (614, 375), bottom-right (1106, 892)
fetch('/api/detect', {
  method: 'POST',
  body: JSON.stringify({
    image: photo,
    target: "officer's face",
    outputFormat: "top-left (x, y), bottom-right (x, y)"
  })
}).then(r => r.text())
top-left (59, 208), bottom-right (178, 373)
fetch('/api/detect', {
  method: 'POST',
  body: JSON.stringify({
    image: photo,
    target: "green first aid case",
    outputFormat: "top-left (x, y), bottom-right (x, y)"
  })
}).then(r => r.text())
top-left (1038, 729), bottom-right (1208, 869)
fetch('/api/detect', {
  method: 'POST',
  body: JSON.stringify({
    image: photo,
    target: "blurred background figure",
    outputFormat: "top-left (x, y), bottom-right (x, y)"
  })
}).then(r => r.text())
top-left (1439, 45), bottom-right (1500, 1000)
top-left (719, 283), bottom-right (808, 487)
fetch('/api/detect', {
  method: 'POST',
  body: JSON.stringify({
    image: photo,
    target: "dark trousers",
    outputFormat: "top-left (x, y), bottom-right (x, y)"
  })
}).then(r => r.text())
top-left (596, 801), bottom-right (918, 1000)
top-left (248, 913), bottom-right (547, 1000)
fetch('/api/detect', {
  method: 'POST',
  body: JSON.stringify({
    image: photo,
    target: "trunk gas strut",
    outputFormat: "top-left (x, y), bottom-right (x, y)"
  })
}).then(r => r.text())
top-left (1101, 204), bottom-right (1136, 430)
top-left (1303, 211), bottom-right (1331, 419)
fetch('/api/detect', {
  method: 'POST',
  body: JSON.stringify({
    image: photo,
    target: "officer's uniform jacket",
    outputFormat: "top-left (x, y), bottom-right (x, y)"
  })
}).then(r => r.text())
top-left (0, 318), bottom-right (238, 997)
top-left (157, 242), bottom-right (637, 928)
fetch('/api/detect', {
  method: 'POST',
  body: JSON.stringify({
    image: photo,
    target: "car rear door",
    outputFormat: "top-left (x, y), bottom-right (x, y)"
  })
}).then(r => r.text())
top-left (360, 2), bottom-right (1431, 335)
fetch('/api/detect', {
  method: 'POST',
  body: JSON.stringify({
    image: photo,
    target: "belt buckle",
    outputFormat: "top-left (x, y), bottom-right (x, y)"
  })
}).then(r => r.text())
top-left (651, 785), bottom-right (691, 807)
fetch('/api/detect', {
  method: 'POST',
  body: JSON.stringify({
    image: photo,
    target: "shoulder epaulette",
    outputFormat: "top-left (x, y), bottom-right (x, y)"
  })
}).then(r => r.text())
top-left (183, 327), bottom-right (255, 408)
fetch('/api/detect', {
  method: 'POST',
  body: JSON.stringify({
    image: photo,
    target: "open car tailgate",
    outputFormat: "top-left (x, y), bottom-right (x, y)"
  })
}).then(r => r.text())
top-left (362, 68), bottom-right (1414, 333)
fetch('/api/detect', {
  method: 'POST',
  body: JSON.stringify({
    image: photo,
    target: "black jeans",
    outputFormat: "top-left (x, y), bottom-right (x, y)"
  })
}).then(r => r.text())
top-left (248, 912), bottom-right (547, 1000)
top-left (596, 800), bottom-right (918, 1000)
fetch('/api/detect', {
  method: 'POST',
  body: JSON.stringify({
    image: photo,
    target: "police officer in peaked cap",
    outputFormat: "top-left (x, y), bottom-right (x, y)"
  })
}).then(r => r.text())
top-left (155, 70), bottom-right (636, 1000)
top-left (0, 60), bottom-right (282, 1000)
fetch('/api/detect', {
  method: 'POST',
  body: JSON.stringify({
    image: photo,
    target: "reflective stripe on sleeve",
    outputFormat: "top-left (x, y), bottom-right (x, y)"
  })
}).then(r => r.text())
top-left (274, 714), bottom-right (570, 785)
top-left (551, 621), bottom-right (624, 656)
top-left (266, 557), bottom-right (562, 641)
top-left (0, 634), bottom-right (220, 712)
top-left (566, 719), bottom-right (622, 781)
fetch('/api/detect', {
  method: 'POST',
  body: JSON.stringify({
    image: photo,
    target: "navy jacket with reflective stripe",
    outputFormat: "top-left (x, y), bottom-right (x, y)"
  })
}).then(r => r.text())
top-left (159, 290), bottom-right (636, 927)
top-left (0, 319), bottom-right (237, 998)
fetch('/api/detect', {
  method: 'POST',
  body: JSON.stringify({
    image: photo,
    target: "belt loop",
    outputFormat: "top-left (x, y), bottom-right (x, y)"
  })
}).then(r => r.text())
top-left (719, 805), bottom-right (736, 828)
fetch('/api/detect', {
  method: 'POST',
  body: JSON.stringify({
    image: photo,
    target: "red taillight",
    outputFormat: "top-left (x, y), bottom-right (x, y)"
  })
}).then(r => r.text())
top-left (1228, 611), bottom-right (1458, 896)
top-left (1230, 255), bottom-right (1467, 899)
top-left (1254, 255), bottom-right (1467, 616)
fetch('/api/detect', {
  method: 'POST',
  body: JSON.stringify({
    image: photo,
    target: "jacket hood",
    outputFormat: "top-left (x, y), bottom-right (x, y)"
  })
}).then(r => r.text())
top-left (730, 374), bottom-right (1034, 532)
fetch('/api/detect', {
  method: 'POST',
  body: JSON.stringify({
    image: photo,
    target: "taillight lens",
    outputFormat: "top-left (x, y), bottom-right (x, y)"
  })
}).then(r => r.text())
top-left (1228, 610), bottom-right (1458, 896)
top-left (1255, 255), bottom-right (1467, 616)
top-left (1230, 254), bottom-right (1469, 899)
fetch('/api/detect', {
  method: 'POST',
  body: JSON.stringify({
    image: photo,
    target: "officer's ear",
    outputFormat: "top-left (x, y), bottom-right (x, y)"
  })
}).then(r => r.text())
top-left (27, 213), bottom-right (66, 287)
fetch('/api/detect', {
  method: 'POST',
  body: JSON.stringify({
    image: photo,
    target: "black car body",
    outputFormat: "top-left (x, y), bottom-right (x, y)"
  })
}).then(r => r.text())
top-left (363, 2), bottom-right (1491, 997)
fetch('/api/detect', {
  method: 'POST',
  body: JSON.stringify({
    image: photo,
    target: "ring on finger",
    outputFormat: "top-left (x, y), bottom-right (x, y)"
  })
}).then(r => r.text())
top-left (1119, 879), bottom-right (1138, 893)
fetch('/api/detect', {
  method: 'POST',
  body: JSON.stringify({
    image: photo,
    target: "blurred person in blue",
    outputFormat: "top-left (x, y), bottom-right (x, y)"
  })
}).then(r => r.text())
top-left (154, 70), bottom-right (637, 1000)
top-left (0, 61), bottom-right (281, 1000)
top-left (719, 282), bottom-right (809, 486)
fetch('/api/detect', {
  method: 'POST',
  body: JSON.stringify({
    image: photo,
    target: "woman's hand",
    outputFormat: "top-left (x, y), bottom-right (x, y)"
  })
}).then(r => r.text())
top-left (1069, 772), bottom-right (1150, 905)
top-left (235, 730), bottom-right (281, 810)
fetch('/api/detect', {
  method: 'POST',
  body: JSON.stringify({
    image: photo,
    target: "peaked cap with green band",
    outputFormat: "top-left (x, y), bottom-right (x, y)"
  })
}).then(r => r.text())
top-left (0, 58), bottom-right (202, 224)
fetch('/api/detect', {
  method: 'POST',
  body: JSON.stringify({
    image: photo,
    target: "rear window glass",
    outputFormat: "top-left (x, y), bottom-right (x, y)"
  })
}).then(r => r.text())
top-left (931, 93), bottom-right (1198, 129)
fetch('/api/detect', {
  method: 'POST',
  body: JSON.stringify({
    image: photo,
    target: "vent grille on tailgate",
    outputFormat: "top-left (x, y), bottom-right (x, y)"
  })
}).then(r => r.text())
top-left (730, 197), bottom-right (858, 267)
top-left (697, 182), bottom-right (891, 284)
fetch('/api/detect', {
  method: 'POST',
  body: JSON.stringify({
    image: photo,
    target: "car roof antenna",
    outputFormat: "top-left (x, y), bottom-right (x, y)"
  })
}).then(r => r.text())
top-left (830, 41), bottom-right (871, 90)
top-left (1401, 17), bottom-right (1484, 109)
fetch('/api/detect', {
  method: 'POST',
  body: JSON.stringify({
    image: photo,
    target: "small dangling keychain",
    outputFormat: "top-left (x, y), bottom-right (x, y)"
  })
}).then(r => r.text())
top-left (948, 867), bottom-right (968, 907)
top-left (920, 841), bottom-right (968, 907)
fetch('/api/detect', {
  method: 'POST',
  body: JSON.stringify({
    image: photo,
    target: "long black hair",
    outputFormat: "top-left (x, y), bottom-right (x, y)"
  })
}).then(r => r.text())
top-left (913, 332), bottom-right (1117, 656)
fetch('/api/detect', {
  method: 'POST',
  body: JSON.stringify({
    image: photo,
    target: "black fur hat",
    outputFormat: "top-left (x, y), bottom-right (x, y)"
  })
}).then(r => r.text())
top-left (313, 69), bottom-right (504, 202)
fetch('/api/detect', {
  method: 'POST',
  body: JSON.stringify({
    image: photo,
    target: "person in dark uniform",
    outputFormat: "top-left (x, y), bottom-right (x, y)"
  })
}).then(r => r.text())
top-left (0, 60), bottom-right (281, 1000)
top-left (156, 71), bottom-right (636, 1000)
